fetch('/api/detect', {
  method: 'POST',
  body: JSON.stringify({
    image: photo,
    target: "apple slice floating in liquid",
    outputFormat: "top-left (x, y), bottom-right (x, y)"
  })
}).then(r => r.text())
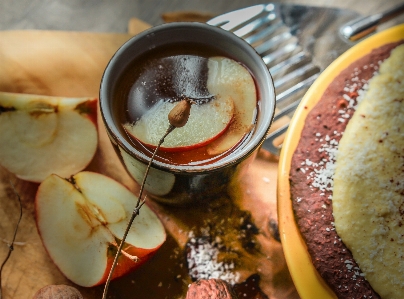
top-left (35, 171), bottom-right (166, 287)
top-left (124, 56), bottom-right (257, 154)
top-left (0, 92), bottom-right (98, 182)
top-left (205, 56), bottom-right (258, 156)
top-left (124, 94), bottom-right (234, 151)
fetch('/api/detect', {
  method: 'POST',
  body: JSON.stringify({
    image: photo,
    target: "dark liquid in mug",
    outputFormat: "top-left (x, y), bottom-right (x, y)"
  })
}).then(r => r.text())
top-left (112, 42), bottom-right (258, 166)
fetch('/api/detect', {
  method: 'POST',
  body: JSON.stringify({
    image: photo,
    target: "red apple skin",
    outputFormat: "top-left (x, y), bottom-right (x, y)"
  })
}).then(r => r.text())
top-left (75, 98), bottom-right (98, 127)
top-left (34, 224), bottom-right (163, 287)
top-left (34, 173), bottom-right (166, 287)
top-left (98, 245), bottom-right (162, 285)
top-left (126, 116), bottom-right (234, 153)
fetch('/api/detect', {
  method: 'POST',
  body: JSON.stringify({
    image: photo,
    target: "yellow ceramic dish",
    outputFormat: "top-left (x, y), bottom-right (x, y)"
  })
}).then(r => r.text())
top-left (277, 23), bottom-right (404, 299)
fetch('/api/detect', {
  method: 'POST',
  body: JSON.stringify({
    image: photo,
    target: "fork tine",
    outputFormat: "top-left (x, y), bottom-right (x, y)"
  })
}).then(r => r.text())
top-left (244, 19), bottom-right (282, 44)
top-left (276, 73), bottom-right (319, 104)
top-left (208, 5), bottom-right (266, 31)
top-left (274, 63), bottom-right (320, 89)
top-left (233, 12), bottom-right (278, 38)
top-left (269, 51), bottom-right (309, 75)
top-left (255, 31), bottom-right (293, 54)
top-left (262, 42), bottom-right (299, 65)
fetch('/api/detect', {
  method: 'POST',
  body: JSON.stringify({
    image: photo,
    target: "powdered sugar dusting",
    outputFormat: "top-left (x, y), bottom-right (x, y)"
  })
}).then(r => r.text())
top-left (303, 66), bottom-right (375, 195)
top-left (186, 234), bottom-right (240, 285)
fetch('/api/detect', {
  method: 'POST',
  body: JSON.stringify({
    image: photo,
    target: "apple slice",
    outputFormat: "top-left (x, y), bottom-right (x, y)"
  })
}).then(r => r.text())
top-left (35, 171), bottom-right (166, 287)
top-left (205, 57), bottom-right (257, 155)
top-left (124, 94), bottom-right (234, 152)
top-left (0, 92), bottom-right (98, 182)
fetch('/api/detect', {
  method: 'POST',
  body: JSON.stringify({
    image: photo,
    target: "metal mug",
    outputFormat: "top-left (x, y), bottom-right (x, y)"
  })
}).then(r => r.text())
top-left (100, 22), bottom-right (275, 205)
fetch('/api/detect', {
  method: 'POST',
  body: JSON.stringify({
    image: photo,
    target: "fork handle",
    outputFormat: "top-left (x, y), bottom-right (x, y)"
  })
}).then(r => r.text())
top-left (340, 2), bottom-right (404, 41)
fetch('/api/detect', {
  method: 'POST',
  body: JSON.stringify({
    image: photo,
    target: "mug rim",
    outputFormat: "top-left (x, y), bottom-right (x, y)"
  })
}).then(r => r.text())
top-left (100, 22), bottom-right (275, 174)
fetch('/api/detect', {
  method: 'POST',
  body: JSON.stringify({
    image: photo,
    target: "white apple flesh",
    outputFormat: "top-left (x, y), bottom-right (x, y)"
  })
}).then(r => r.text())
top-left (124, 56), bottom-right (257, 154)
top-left (124, 94), bottom-right (234, 152)
top-left (35, 171), bottom-right (166, 287)
top-left (0, 92), bottom-right (98, 182)
top-left (205, 57), bottom-right (257, 155)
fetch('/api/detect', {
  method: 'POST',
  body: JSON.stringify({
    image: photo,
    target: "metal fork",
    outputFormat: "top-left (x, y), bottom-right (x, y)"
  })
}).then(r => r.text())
top-left (208, 3), bottom-right (404, 155)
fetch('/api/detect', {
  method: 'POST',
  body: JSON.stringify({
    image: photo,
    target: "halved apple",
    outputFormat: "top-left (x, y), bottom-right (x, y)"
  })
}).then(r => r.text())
top-left (124, 94), bottom-right (234, 152)
top-left (0, 92), bottom-right (98, 182)
top-left (35, 171), bottom-right (166, 287)
top-left (123, 56), bottom-right (257, 154)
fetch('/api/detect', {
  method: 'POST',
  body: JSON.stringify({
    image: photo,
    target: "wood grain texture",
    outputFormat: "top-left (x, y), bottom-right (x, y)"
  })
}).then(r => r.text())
top-left (0, 31), bottom-right (133, 97)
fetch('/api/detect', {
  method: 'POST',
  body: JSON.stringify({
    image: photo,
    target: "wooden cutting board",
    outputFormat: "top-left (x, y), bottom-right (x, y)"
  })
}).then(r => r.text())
top-left (0, 20), bottom-right (298, 299)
